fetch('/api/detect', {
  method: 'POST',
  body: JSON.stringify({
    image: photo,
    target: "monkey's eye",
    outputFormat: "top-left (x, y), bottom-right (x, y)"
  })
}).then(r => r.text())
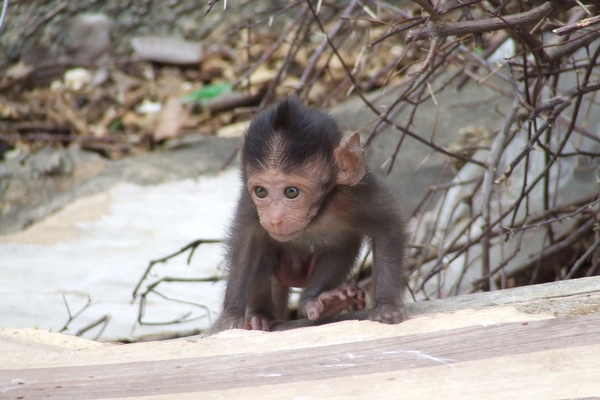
top-left (254, 186), bottom-right (268, 198)
top-left (284, 187), bottom-right (300, 199)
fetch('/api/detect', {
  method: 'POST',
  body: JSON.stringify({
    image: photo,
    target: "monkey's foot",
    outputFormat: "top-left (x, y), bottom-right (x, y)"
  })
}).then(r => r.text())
top-left (303, 283), bottom-right (366, 321)
top-left (369, 304), bottom-right (407, 324)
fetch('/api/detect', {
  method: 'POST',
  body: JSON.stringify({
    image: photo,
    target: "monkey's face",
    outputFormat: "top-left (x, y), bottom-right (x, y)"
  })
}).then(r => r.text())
top-left (247, 168), bottom-right (328, 242)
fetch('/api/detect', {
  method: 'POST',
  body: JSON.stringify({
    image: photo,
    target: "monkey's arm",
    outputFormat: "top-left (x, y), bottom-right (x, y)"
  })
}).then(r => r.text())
top-left (369, 227), bottom-right (408, 323)
top-left (355, 175), bottom-right (409, 323)
top-left (207, 240), bottom-right (256, 333)
top-left (207, 194), bottom-right (269, 334)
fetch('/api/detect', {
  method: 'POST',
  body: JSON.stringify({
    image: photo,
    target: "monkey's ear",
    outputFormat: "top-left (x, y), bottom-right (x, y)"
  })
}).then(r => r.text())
top-left (334, 132), bottom-right (365, 186)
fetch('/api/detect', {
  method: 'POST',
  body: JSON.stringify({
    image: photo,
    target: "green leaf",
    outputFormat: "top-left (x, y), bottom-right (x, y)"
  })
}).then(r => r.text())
top-left (180, 83), bottom-right (232, 104)
top-left (108, 118), bottom-right (122, 133)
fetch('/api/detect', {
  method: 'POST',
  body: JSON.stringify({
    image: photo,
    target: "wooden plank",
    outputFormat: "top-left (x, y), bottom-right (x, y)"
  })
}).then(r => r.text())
top-left (3, 312), bottom-right (600, 400)
top-left (275, 276), bottom-right (600, 330)
top-left (156, 344), bottom-right (600, 400)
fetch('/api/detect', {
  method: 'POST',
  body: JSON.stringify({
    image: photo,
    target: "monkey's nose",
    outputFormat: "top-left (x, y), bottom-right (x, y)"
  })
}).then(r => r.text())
top-left (270, 216), bottom-right (284, 227)
top-left (270, 209), bottom-right (285, 226)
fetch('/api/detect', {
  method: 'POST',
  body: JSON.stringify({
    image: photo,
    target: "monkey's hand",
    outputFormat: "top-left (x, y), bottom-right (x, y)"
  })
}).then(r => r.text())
top-left (204, 314), bottom-right (246, 336)
top-left (244, 311), bottom-right (279, 331)
top-left (303, 283), bottom-right (366, 321)
top-left (369, 304), bottom-right (407, 324)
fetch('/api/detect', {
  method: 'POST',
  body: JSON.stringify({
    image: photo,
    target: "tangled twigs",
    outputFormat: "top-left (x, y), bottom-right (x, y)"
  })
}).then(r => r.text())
top-left (504, 218), bottom-right (596, 281)
top-left (59, 293), bottom-right (111, 339)
top-left (137, 276), bottom-right (219, 326)
top-left (59, 293), bottom-right (92, 332)
top-left (132, 238), bottom-right (224, 328)
top-left (298, 0), bottom-right (362, 91)
top-left (496, 86), bottom-right (600, 185)
top-left (495, 100), bottom-right (571, 184)
top-left (131, 239), bottom-right (221, 301)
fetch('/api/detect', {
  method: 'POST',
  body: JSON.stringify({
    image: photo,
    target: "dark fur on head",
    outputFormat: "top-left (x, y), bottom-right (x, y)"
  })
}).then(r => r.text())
top-left (242, 98), bottom-right (342, 173)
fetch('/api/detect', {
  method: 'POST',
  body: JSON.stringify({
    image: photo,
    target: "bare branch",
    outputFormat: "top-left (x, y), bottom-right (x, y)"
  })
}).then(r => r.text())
top-left (553, 14), bottom-right (600, 35)
top-left (407, 2), bottom-right (555, 41)
top-left (411, 0), bottom-right (442, 22)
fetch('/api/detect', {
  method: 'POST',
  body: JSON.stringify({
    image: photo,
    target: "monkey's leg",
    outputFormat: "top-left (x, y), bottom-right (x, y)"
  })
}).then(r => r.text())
top-left (300, 235), bottom-right (363, 321)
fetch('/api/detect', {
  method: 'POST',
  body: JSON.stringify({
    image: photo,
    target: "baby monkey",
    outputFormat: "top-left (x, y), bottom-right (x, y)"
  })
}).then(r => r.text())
top-left (208, 98), bottom-right (408, 334)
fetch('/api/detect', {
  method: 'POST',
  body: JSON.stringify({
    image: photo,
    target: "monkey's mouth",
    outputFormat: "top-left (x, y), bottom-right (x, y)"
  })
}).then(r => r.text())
top-left (269, 230), bottom-right (302, 242)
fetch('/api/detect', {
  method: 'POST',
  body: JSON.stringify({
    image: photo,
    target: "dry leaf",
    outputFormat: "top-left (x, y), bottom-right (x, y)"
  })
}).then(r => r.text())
top-left (154, 98), bottom-right (191, 141)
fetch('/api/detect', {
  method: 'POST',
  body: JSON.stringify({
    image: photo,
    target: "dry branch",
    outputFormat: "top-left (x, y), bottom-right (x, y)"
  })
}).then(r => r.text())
top-left (553, 14), bottom-right (600, 35)
top-left (407, 2), bottom-right (554, 41)
top-left (411, 0), bottom-right (442, 22)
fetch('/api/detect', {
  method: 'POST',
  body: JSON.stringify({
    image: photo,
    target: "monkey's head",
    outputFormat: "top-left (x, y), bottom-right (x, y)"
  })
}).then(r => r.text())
top-left (241, 99), bottom-right (365, 242)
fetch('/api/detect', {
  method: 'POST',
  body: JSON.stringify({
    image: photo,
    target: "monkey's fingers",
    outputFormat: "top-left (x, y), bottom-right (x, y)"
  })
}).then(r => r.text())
top-left (245, 314), bottom-right (278, 331)
top-left (319, 295), bottom-right (365, 319)
top-left (305, 284), bottom-right (366, 321)
top-left (338, 283), bottom-right (366, 307)
top-left (328, 283), bottom-right (366, 311)
top-left (304, 299), bottom-right (326, 321)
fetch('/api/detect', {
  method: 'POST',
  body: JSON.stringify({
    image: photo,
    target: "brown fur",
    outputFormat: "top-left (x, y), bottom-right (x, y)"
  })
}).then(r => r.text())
top-left (207, 100), bottom-right (408, 334)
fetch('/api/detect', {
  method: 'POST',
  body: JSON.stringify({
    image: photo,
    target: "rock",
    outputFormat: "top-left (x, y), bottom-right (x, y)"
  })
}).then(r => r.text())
top-left (131, 36), bottom-right (203, 65)
top-left (27, 148), bottom-right (74, 178)
top-left (0, 149), bottom-right (108, 234)
top-left (63, 13), bottom-right (113, 65)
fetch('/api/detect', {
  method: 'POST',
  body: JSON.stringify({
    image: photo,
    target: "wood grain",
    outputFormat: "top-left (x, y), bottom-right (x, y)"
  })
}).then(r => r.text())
top-left (4, 312), bottom-right (600, 399)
